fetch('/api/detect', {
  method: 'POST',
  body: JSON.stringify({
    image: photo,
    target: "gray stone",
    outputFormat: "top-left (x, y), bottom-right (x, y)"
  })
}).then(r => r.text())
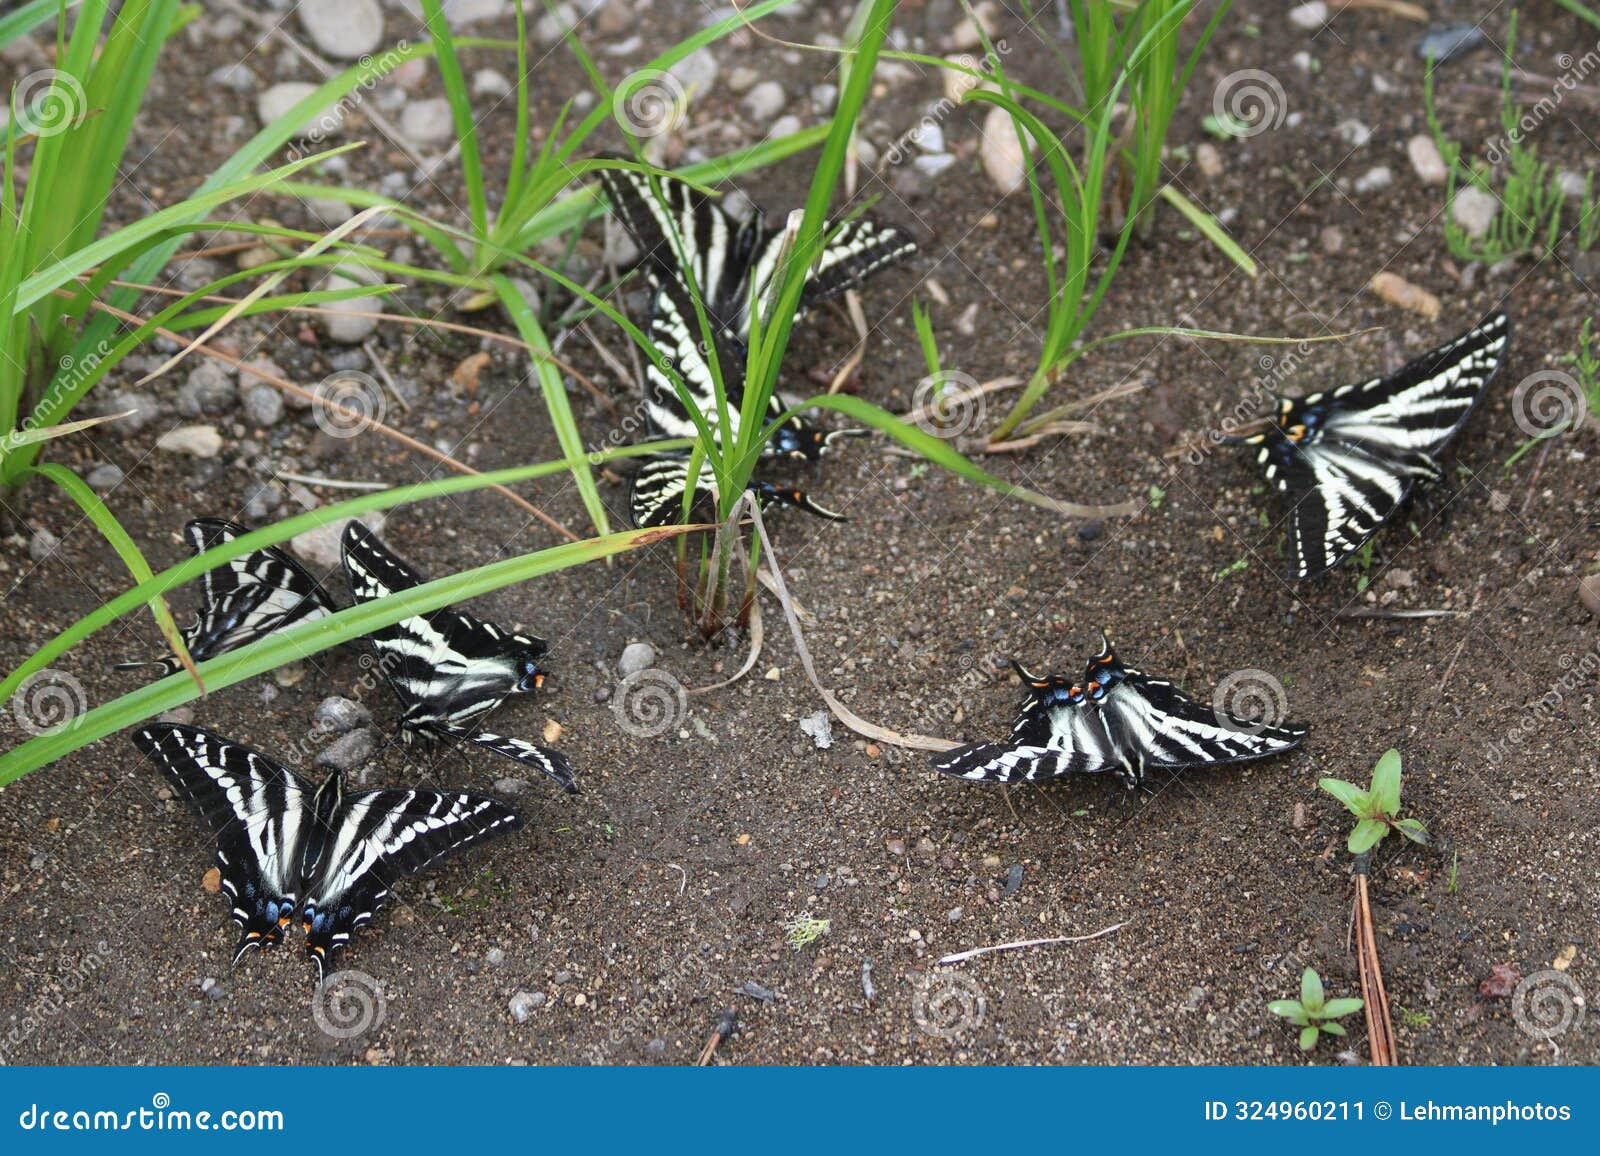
top-left (493, 777), bottom-right (530, 795)
top-left (743, 81), bottom-right (787, 121)
top-left (401, 98), bottom-right (455, 148)
top-left (96, 390), bottom-right (162, 433)
top-left (258, 82), bottom-right (342, 139)
top-left (485, 947), bottom-right (505, 968)
top-left (177, 360), bottom-right (237, 417)
top-left (156, 425), bottom-right (224, 458)
top-left (292, 513), bottom-right (385, 569)
top-left (243, 384), bottom-right (284, 428)
top-left (1288, 2), bottom-right (1328, 31)
top-left (1451, 186), bottom-right (1499, 239)
top-left (320, 267), bottom-right (383, 344)
top-left (472, 69), bottom-right (511, 99)
top-left (86, 463), bottom-right (124, 492)
top-left (1417, 24), bottom-right (1488, 64)
top-left (1407, 135), bottom-right (1448, 186)
top-left (306, 197), bottom-right (354, 227)
top-left (619, 641), bottom-right (657, 676)
top-left (669, 48), bottom-right (719, 96)
top-left (799, 711), bottom-right (833, 750)
top-left (313, 696), bottom-right (372, 734)
top-left (768, 114), bottom-right (802, 140)
top-left (27, 528), bottom-right (60, 562)
top-left (508, 990), bottom-right (546, 1023)
top-left (1354, 166), bottom-right (1393, 194)
top-left (315, 727), bottom-right (377, 773)
top-left (1336, 119), bottom-right (1372, 149)
top-left (299, 2), bottom-right (383, 61)
top-left (533, 4), bottom-right (578, 47)
top-left (209, 62), bottom-right (257, 93)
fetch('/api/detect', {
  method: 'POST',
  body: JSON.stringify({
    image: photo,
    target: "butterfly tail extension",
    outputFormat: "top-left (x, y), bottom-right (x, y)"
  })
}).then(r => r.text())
top-left (430, 723), bottom-right (579, 794)
top-left (750, 479), bottom-right (848, 521)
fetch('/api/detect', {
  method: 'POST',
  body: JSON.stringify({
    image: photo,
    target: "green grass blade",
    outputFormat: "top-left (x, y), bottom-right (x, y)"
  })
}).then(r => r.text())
top-left (1157, 185), bottom-right (1257, 276)
top-left (420, 0), bottom-right (489, 241)
top-left (490, 274), bottom-right (611, 537)
top-left (796, 394), bottom-right (1139, 518)
top-left (0, 0), bottom-right (64, 47)
top-left (0, 440), bottom-right (690, 708)
top-left (0, 523), bottom-right (707, 785)
top-left (28, 461), bottom-right (198, 689)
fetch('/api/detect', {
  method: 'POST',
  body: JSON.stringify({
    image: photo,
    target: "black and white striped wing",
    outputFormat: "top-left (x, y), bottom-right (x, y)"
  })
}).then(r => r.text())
top-left (1265, 313), bottom-right (1510, 579)
top-left (133, 724), bottom-right (313, 963)
top-left (116, 518), bottom-right (336, 676)
top-left (641, 269), bottom-right (749, 444)
top-left (341, 521), bottom-right (529, 729)
top-left (1097, 675), bottom-right (1308, 772)
top-left (932, 681), bottom-right (1114, 784)
top-left (1309, 312), bottom-right (1510, 460)
top-left (299, 788), bottom-right (522, 980)
top-left (743, 215), bottom-right (919, 332)
top-left (630, 456), bottom-right (718, 529)
top-left (430, 724), bottom-right (577, 794)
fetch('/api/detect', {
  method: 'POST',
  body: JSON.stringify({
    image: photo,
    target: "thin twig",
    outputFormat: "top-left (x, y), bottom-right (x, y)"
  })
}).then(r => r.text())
top-left (1337, 608), bottom-right (1464, 620)
top-left (938, 922), bottom-right (1127, 966)
top-left (362, 337), bottom-right (412, 413)
top-left (1353, 861), bottom-right (1397, 1065)
top-left (275, 472), bottom-right (392, 492)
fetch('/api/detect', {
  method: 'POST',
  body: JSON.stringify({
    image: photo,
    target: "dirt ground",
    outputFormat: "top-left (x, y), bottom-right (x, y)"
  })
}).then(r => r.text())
top-left (2, 1), bottom-right (1597, 1066)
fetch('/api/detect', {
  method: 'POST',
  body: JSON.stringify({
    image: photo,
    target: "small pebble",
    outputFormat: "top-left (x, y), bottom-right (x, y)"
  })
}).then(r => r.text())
top-left (28, 528), bottom-right (60, 563)
top-left (86, 463), bottom-right (124, 492)
top-left (979, 104), bottom-right (1025, 194)
top-left (618, 641), bottom-right (657, 676)
top-left (401, 98), bottom-right (455, 148)
top-left (1354, 166), bottom-right (1393, 194)
top-left (316, 728), bottom-right (377, 773)
top-left (1451, 186), bottom-right (1499, 240)
top-left (742, 81), bottom-right (787, 121)
top-left (799, 711), bottom-right (833, 749)
top-left (1288, 1), bottom-right (1328, 31)
top-left (1336, 119), bottom-right (1372, 149)
top-left (313, 696), bottom-right (371, 733)
top-left (243, 384), bottom-right (284, 428)
top-left (156, 425), bottom-right (223, 458)
top-left (485, 947), bottom-right (505, 968)
top-left (1580, 574), bottom-right (1600, 617)
top-left (493, 777), bottom-right (530, 795)
top-left (1004, 864), bottom-right (1024, 895)
top-left (1368, 271), bottom-right (1441, 320)
top-left (291, 513), bottom-right (385, 569)
top-left (1418, 24), bottom-right (1488, 64)
top-left (1407, 135), bottom-right (1448, 185)
top-left (299, 1), bottom-right (383, 60)
top-left (508, 990), bottom-right (546, 1023)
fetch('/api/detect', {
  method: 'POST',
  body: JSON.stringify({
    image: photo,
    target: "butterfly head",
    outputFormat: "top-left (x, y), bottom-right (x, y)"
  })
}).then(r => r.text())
top-left (770, 422), bottom-right (865, 462)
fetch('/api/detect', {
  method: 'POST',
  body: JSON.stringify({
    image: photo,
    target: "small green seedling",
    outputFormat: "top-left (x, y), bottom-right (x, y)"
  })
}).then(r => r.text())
top-left (784, 913), bottom-right (830, 951)
top-left (1268, 968), bottom-right (1364, 1051)
top-left (1319, 749), bottom-right (1430, 854)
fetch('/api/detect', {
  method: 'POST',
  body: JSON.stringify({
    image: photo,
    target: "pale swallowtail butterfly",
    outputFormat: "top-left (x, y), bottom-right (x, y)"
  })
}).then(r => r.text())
top-left (114, 518), bottom-right (336, 676)
top-left (340, 521), bottom-right (577, 793)
top-left (595, 161), bottom-right (916, 527)
top-left (933, 634), bottom-right (1307, 790)
top-left (133, 723), bottom-right (522, 982)
top-left (1226, 312), bottom-right (1511, 580)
